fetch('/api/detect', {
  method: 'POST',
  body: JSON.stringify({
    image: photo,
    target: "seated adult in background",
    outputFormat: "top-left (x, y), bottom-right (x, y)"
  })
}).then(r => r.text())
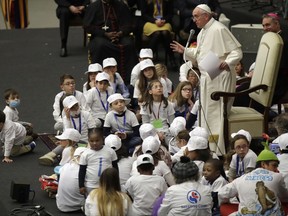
top-left (83, 0), bottom-right (138, 83)
top-left (55, 0), bottom-right (90, 57)
top-left (262, 13), bottom-right (288, 104)
top-left (141, 0), bottom-right (176, 67)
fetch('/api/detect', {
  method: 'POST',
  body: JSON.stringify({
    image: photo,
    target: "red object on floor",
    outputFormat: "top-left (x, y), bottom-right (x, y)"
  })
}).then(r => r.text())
top-left (220, 203), bottom-right (239, 216)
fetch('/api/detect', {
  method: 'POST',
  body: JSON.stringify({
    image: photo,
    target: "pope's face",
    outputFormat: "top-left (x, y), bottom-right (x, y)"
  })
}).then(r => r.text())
top-left (192, 8), bottom-right (210, 29)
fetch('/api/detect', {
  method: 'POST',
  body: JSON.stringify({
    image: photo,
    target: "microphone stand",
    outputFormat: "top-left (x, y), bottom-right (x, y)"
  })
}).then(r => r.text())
top-left (183, 29), bottom-right (202, 127)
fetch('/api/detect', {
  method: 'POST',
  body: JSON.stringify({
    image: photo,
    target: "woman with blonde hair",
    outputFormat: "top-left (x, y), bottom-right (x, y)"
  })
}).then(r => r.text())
top-left (85, 168), bottom-right (132, 216)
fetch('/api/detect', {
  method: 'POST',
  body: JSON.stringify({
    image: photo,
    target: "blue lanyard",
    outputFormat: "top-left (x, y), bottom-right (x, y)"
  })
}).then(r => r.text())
top-left (71, 115), bottom-right (82, 134)
top-left (114, 113), bottom-right (126, 132)
top-left (96, 88), bottom-right (109, 113)
top-left (236, 155), bottom-right (244, 177)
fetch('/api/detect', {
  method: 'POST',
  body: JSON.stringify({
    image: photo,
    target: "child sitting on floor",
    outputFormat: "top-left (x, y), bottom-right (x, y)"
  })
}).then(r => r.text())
top-left (53, 74), bottom-right (89, 132)
top-left (227, 129), bottom-right (257, 182)
top-left (0, 111), bottom-right (36, 163)
top-left (125, 154), bottom-right (167, 215)
top-left (104, 93), bottom-right (141, 154)
top-left (79, 128), bottom-right (118, 195)
top-left (3, 88), bottom-right (38, 144)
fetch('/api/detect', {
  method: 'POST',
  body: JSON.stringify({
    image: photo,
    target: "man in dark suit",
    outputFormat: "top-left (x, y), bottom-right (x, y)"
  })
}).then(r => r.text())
top-left (55, 0), bottom-right (90, 57)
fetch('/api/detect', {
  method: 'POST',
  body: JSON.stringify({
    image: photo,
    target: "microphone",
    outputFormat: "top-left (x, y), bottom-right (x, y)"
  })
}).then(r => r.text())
top-left (185, 29), bottom-right (195, 48)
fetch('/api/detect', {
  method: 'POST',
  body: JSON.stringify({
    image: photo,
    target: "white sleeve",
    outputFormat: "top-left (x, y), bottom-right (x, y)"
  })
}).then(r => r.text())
top-left (160, 78), bottom-right (168, 98)
top-left (130, 64), bottom-right (140, 86)
top-left (225, 48), bottom-right (243, 69)
top-left (53, 93), bottom-right (62, 123)
top-left (218, 181), bottom-right (238, 205)
top-left (133, 80), bottom-right (140, 99)
top-left (62, 115), bottom-right (73, 130)
top-left (79, 93), bottom-right (90, 112)
top-left (179, 61), bottom-right (192, 82)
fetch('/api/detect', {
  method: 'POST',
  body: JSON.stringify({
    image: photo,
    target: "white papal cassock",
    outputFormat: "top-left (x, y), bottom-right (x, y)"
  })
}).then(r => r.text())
top-left (185, 18), bottom-right (243, 155)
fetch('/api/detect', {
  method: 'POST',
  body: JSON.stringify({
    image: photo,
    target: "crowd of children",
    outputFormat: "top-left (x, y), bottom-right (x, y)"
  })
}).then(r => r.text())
top-left (2, 48), bottom-right (288, 215)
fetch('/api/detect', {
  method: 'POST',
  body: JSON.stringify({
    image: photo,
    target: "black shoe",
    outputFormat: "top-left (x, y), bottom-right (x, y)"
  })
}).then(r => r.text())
top-left (60, 47), bottom-right (67, 57)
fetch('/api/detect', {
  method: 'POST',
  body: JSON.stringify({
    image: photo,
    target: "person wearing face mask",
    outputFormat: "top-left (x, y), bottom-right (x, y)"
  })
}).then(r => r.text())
top-left (39, 96), bottom-right (100, 166)
top-left (62, 95), bottom-right (101, 143)
top-left (104, 93), bottom-right (141, 154)
top-left (3, 88), bottom-right (38, 145)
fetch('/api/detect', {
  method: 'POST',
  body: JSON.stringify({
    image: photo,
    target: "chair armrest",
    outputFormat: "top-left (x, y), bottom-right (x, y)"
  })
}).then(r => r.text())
top-left (211, 84), bottom-right (268, 101)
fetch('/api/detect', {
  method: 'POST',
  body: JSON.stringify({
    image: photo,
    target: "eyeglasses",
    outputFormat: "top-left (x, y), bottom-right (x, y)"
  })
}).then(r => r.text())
top-left (192, 13), bottom-right (205, 21)
top-left (63, 82), bottom-right (75, 86)
top-left (235, 144), bottom-right (248, 151)
top-left (182, 88), bottom-right (192, 92)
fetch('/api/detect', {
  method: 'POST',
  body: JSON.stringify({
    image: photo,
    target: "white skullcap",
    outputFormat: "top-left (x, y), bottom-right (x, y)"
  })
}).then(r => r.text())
top-left (196, 4), bottom-right (212, 14)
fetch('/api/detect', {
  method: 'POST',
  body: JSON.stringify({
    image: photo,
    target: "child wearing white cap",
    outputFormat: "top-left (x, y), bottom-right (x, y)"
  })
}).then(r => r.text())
top-left (125, 154), bottom-right (167, 215)
top-left (130, 48), bottom-right (154, 87)
top-left (83, 63), bottom-right (102, 95)
top-left (135, 123), bottom-right (172, 168)
top-left (53, 74), bottom-right (90, 132)
top-left (62, 95), bottom-right (101, 143)
top-left (168, 116), bottom-right (187, 155)
top-left (55, 128), bottom-right (81, 166)
top-left (133, 59), bottom-right (168, 102)
top-left (276, 133), bottom-right (288, 188)
top-left (85, 72), bottom-right (114, 125)
top-left (227, 130), bottom-right (257, 182)
top-left (130, 136), bottom-right (175, 186)
top-left (105, 134), bottom-right (135, 190)
top-left (39, 128), bottom-right (82, 166)
top-left (140, 79), bottom-right (175, 147)
top-left (104, 93), bottom-right (142, 154)
top-left (102, 57), bottom-right (130, 99)
top-left (184, 135), bottom-right (216, 177)
top-left (56, 147), bottom-right (87, 212)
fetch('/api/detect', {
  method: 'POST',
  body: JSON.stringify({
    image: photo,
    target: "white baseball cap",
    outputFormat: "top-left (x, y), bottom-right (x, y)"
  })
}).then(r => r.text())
top-left (231, 129), bottom-right (252, 143)
top-left (137, 154), bottom-right (154, 166)
top-left (187, 136), bottom-right (208, 151)
top-left (139, 123), bottom-right (160, 143)
top-left (142, 136), bottom-right (160, 154)
top-left (278, 133), bottom-right (288, 150)
top-left (63, 95), bottom-right (79, 109)
top-left (189, 127), bottom-right (209, 140)
top-left (169, 117), bottom-right (186, 137)
top-left (139, 48), bottom-right (153, 59)
top-left (96, 72), bottom-right (109, 82)
top-left (196, 4), bottom-right (211, 14)
top-left (55, 128), bottom-right (81, 143)
top-left (140, 59), bottom-right (154, 71)
top-left (85, 63), bottom-right (103, 74)
top-left (74, 147), bottom-right (87, 157)
top-left (105, 134), bottom-right (122, 151)
top-left (107, 93), bottom-right (130, 105)
top-left (103, 57), bottom-right (117, 68)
